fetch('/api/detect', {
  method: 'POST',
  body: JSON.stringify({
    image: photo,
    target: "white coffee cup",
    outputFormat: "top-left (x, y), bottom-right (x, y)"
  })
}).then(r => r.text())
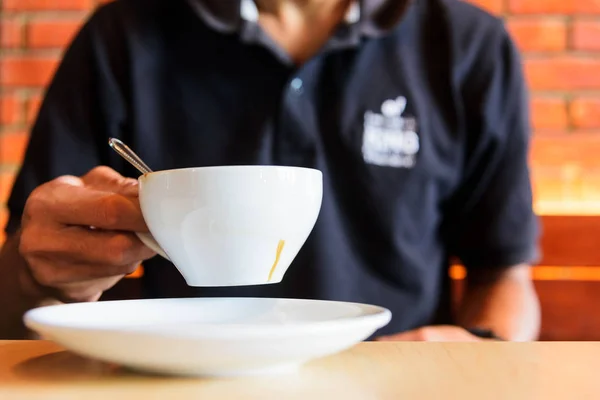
top-left (136, 166), bottom-right (323, 287)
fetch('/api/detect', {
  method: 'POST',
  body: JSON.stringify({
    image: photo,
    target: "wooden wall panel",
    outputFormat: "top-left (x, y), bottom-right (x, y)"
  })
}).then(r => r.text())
top-left (539, 216), bottom-right (600, 266)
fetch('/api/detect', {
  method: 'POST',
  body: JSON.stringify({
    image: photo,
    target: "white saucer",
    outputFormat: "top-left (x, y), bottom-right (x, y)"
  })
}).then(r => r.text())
top-left (24, 297), bottom-right (391, 377)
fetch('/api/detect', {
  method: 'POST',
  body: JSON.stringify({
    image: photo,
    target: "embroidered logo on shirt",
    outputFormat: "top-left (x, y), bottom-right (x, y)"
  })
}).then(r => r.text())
top-left (362, 96), bottom-right (420, 168)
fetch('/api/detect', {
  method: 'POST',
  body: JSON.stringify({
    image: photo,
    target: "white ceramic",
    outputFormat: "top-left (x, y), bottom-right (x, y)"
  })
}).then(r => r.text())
top-left (136, 166), bottom-right (323, 287)
top-left (24, 298), bottom-right (391, 377)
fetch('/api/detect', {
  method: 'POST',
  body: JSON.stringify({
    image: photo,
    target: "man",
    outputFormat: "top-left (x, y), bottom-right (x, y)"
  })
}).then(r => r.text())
top-left (0, 0), bottom-right (541, 341)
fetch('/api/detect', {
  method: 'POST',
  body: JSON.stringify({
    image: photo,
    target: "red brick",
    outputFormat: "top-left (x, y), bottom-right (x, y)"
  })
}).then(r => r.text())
top-left (0, 95), bottom-right (22, 125)
top-left (0, 19), bottom-right (23, 48)
top-left (524, 57), bottom-right (600, 90)
top-left (0, 171), bottom-right (17, 205)
top-left (571, 98), bottom-right (600, 129)
top-left (508, 0), bottom-right (600, 14)
top-left (0, 57), bottom-right (59, 87)
top-left (27, 19), bottom-right (83, 49)
top-left (26, 95), bottom-right (43, 124)
top-left (531, 97), bottom-right (568, 130)
top-left (572, 19), bottom-right (600, 51)
top-left (507, 18), bottom-right (567, 52)
top-left (531, 133), bottom-right (600, 168)
top-left (0, 132), bottom-right (30, 165)
top-left (3, 0), bottom-right (91, 11)
top-left (466, 0), bottom-right (504, 14)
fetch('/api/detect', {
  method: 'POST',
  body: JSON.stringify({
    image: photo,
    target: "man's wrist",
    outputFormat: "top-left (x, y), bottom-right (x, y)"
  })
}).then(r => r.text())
top-left (0, 234), bottom-right (57, 339)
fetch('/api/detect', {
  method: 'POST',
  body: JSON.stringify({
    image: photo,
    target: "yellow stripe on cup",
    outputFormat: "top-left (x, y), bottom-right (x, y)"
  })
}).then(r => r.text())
top-left (268, 240), bottom-right (286, 282)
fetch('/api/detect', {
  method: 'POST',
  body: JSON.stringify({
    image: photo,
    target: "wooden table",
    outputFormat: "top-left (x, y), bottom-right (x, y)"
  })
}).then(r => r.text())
top-left (1, 341), bottom-right (599, 399)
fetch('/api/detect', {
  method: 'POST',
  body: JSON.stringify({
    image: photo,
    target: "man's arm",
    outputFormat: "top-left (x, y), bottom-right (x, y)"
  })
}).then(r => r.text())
top-left (440, 18), bottom-right (541, 341)
top-left (0, 170), bottom-right (155, 340)
top-left (376, 264), bottom-right (540, 341)
top-left (378, 18), bottom-right (540, 342)
top-left (458, 264), bottom-right (540, 341)
top-left (0, 4), bottom-right (140, 339)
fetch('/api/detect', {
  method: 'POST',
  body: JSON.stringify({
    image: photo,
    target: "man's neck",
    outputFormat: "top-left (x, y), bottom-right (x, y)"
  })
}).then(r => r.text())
top-left (255, 0), bottom-right (353, 64)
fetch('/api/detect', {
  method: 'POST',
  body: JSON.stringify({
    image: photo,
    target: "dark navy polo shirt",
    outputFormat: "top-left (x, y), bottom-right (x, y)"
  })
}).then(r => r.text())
top-left (6, 0), bottom-right (540, 335)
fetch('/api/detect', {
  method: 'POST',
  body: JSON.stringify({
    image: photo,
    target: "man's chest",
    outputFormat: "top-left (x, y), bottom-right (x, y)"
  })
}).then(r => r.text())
top-left (119, 32), bottom-right (463, 313)
top-left (129, 42), bottom-right (464, 214)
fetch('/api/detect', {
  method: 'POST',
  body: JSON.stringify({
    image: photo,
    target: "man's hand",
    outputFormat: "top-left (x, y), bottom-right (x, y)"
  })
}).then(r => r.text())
top-left (376, 325), bottom-right (486, 342)
top-left (458, 265), bottom-right (540, 341)
top-left (18, 166), bottom-right (156, 303)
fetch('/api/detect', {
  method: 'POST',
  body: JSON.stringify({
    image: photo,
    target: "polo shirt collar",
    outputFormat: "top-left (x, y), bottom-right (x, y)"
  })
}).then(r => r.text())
top-left (186, 0), bottom-right (411, 38)
top-left (239, 0), bottom-right (362, 25)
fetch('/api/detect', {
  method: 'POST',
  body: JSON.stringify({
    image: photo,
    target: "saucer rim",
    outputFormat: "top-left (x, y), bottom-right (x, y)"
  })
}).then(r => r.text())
top-left (24, 297), bottom-right (392, 339)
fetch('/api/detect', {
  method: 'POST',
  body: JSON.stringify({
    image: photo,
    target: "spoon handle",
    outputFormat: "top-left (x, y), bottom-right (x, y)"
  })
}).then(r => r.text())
top-left (108, 138), bottom-right (153, 175)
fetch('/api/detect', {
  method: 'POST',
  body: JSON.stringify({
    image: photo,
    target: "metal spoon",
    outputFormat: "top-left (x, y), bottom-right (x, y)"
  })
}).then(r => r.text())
top-left (108, 138), bottom-right (153, 175)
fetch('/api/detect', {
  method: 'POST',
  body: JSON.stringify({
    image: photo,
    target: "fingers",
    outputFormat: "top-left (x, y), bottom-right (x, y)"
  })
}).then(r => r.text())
top-left (81, 166), bottom-right (139, 197)
top-left (375, 326), bottom-right (482, 342)
top-left (18, 166), bottom-right (153, 302)
top-left (27, 255), bottom-right (137, 288)
top-left (39, 272), bottom-right (127, 303)
top-left (20, 226), bottom-right (154, 297)
top-left (21, 226), bottom-right (155, 269)
top-left (25, 180), bottom-right (148, 232)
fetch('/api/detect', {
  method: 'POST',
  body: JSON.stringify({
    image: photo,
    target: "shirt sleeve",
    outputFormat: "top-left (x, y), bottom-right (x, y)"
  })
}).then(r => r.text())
top-left (444, 23), bottom-right (541, 270)
top-left (5, 6), bottom-right (128, 236)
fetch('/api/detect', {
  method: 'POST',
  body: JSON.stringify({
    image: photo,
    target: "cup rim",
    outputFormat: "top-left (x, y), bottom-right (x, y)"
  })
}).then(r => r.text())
top-left (138, 165), bottom-right (323, 180)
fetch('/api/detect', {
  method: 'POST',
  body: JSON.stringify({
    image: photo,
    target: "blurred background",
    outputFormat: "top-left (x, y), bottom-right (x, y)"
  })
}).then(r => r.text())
top-left (1, 0), bottom-right (600, 340)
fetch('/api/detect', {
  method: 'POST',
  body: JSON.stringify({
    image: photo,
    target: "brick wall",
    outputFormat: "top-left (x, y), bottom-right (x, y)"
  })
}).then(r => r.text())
top-left (1, 0), bottom-right (600, 243)
top-left (0, 0), bottom-right (109, 243)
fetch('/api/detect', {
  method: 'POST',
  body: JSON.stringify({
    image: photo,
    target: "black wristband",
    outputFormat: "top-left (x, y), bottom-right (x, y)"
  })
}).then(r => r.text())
top-left (466, 327), bottom-right (505, 341)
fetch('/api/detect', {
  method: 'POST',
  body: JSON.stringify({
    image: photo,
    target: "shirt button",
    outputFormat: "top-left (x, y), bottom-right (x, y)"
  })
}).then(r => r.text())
top-left (290, 77), bottom-right (304, 94)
